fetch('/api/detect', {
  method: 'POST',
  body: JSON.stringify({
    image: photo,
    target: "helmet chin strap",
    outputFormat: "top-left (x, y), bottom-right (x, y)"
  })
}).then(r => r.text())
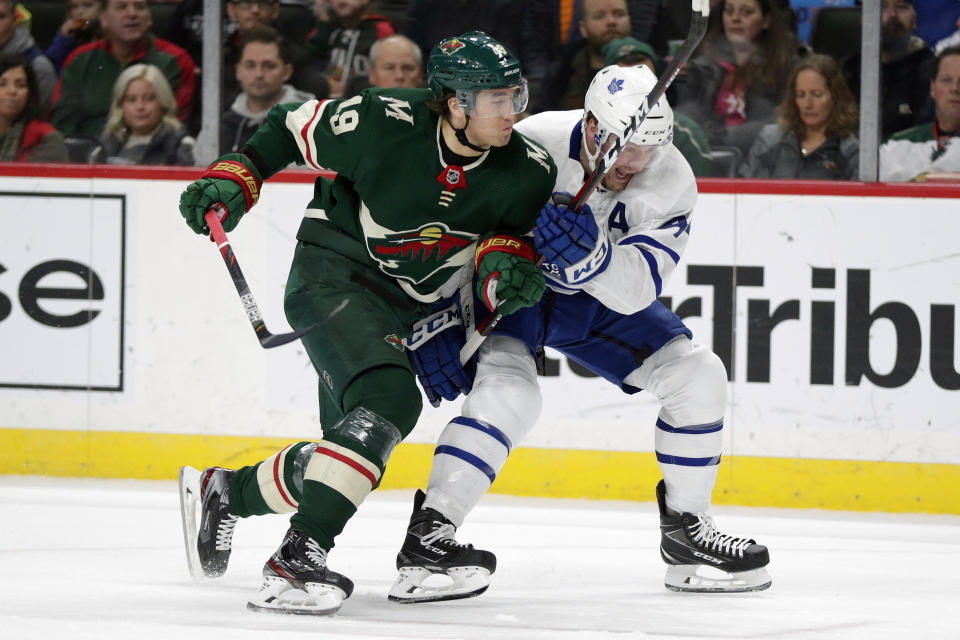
top-left (453, 114), bottom-right (488, 153)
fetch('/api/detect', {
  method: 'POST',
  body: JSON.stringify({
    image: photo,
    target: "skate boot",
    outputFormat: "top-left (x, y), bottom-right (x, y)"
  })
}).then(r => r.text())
top-left (388, 489), bottom-right (496, 603)
top-left (657, 479), bottom-right (771, 592)
top-left (178, 466), bottom-right (239, 580)
top-left (247, 528), bottom-right (354, 616)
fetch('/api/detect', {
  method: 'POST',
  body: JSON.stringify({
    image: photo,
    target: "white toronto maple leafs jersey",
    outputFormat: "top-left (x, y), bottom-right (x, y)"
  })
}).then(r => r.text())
top-left (515, 109), bottom-right (698, 315)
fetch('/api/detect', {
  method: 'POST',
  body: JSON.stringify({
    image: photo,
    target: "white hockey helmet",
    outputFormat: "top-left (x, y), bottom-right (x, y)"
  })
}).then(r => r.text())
top-left (582, 64), bottom-right (674, 171)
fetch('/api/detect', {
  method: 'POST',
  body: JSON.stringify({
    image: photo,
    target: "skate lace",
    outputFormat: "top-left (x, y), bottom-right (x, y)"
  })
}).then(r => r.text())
top-left (421, 522), bottom-right (466, 549)
top-left (688, 514), bottom-right (752, 557)
top-left (215, 513), bottom-right (239, 551)
top-left (303, 537), bottom-right (328, 568)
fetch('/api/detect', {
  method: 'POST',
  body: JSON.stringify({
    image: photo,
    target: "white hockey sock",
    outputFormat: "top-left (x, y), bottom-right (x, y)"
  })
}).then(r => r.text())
top-left (423, 416), bottom-right (513, 527)
top-left (655, 415), bottom-right (722, 514)
top-left (253, 442), bottom-right (315, 514)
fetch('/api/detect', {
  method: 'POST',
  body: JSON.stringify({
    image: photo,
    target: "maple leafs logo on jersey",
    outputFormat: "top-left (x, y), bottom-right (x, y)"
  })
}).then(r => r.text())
top-left (367, 223), bottom-right (474, 284)
top-left (440, 39), bottom-right (466, 55)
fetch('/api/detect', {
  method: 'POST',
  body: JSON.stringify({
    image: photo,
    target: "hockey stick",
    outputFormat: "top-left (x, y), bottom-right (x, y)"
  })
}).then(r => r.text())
top-left (570, 0), bottom-right (710, 210)
top-left (205, 207), bottom-right (326, 349)
top-left (459, 0), bottom-right (710, 366)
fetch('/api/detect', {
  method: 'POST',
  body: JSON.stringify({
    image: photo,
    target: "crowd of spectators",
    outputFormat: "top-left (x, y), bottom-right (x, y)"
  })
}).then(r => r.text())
top-left (0, 0), bottom-right (954, 181)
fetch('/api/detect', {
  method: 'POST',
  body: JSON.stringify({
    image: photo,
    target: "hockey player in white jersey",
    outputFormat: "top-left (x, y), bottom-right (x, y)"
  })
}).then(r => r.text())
top-left (391, 64), bottom-right (771, 603)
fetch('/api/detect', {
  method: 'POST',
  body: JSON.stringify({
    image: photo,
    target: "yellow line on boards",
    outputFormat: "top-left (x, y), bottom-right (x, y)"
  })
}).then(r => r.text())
top-left (1, 428), bottom-right (957, 514)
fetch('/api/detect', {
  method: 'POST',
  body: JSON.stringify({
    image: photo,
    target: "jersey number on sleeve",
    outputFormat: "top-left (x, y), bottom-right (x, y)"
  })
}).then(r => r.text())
top-left (330, 95), bottom-right (363, 135)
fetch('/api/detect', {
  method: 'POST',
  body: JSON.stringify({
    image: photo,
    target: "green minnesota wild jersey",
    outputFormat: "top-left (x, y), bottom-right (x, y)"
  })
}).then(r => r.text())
top-left (244, 87), bottom-right (558, 302)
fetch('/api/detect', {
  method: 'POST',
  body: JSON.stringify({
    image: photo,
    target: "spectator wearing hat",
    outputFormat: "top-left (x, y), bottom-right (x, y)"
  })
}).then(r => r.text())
top-left (604, 35), bottom-right (714, 176)
top-left (534, 0), bottom-right (632, 112)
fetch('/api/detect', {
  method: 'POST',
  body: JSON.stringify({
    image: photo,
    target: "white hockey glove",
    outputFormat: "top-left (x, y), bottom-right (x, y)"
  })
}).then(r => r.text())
top-left (404, 300), bottom-right (477, 407)
top-left (535, 192), bottom-right (611, 285)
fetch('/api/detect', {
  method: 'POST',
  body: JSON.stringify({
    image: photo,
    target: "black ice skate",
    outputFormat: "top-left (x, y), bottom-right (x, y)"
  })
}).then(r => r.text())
top-left (388, 489), bottom-right (496, 603)
top-left (178, 465), bottom-right (239, 580)
top-left (247, 528), bottom-right (354, 616)
top-left (657, 479), bottom-right (771, 592)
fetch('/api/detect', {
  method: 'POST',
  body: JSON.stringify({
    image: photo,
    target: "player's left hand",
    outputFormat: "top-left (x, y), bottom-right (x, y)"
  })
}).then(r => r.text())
top-left (474, 234), bottom-right (545, 316)
top-left (179, 153), bottom-right (262, 235)
top-left (477, 253), bottom-right (544, 316)
top-left (407, 324), bottom-right (475, 407)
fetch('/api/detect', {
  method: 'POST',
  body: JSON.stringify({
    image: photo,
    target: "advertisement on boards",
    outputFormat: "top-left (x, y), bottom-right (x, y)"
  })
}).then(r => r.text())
top-left (0, 192), bottom-right (126, 391)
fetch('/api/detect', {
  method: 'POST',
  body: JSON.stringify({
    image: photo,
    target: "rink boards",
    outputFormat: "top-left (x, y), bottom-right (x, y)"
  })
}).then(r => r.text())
top-left (0, 166), bottom-right (958, 514)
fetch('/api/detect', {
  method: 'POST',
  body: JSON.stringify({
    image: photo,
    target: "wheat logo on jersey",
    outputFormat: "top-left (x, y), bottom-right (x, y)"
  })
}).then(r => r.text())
top-left (440, 39), bottom-right (465, 55)
top-left (367, 223), bottom-right (474, 284)
top-left (384, 333), bottom-right (404, 351)
top-left (608, 78), bottom-right (624, 95)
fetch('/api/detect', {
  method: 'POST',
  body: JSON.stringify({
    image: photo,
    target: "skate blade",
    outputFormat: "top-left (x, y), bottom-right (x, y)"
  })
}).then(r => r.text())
top-left (664, 564), bottom-right (772, 593)
top-left (388, 566), bottom-right (491, 603)
top-left (247, 576), bottom-right (347, 616)
top-left (178, 466), bottom-right (204, 582)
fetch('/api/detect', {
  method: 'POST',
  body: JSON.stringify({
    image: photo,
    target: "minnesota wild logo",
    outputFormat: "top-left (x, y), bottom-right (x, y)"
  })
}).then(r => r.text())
top-left (367, 223), bottom-right (474, 284)
top-left (440, 39), bottom-right (466, 55)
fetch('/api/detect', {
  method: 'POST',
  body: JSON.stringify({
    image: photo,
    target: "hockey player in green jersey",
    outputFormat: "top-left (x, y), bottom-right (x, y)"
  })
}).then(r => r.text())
top-left (175, 31), bottom-right (557, 616)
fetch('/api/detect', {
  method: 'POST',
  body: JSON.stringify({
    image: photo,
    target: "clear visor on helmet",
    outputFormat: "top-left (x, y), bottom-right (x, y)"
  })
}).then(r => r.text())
top-left (456, 80), bottom-right (529, 118)
top-left (597, 129), bottom-right (672, 175)
top-left (613, 140), bottom-right (662, 172)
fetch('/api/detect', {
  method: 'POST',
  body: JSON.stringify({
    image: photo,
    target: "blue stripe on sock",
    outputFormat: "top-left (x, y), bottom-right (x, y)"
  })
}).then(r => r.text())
top-left (450, 416), bottom-right (513, 452)
top-left (656, 418), bottom-right (724, 434)
top-left (655, 451), bottom-right (722, 467)
top-left (434, 445), bottom-right (497, 482)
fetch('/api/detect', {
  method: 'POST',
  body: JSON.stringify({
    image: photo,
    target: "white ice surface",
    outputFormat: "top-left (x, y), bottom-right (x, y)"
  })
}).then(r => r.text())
top-left (1, 476), bottom-right (958, 639)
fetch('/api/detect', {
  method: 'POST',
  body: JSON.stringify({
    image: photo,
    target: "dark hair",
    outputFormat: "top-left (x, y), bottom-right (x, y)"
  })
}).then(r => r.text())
top-left (237, 25), bottom-right (291, 64)
top-left (426, 88), bottom-right (455, 118)
top-left (778, 54), bottom-right (858, 140)
top-left (933, 45), bottom-right (960, 80)
top-left (704, 0), bottom-right (796, 98)
top-left (0, 53), bottom-right (40, 123)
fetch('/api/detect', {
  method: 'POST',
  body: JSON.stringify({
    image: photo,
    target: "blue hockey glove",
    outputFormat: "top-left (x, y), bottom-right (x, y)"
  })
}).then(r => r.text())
top-left (534, 192), bottom-right (611, 285)
top-left (404, 302), bottom-right (477, 407)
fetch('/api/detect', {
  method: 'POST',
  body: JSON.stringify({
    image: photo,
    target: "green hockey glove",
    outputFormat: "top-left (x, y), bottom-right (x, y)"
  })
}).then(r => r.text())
top-left (179, 153), bottom-right (263, 234)
top-left (475, 234), bottom-right (545, 316)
